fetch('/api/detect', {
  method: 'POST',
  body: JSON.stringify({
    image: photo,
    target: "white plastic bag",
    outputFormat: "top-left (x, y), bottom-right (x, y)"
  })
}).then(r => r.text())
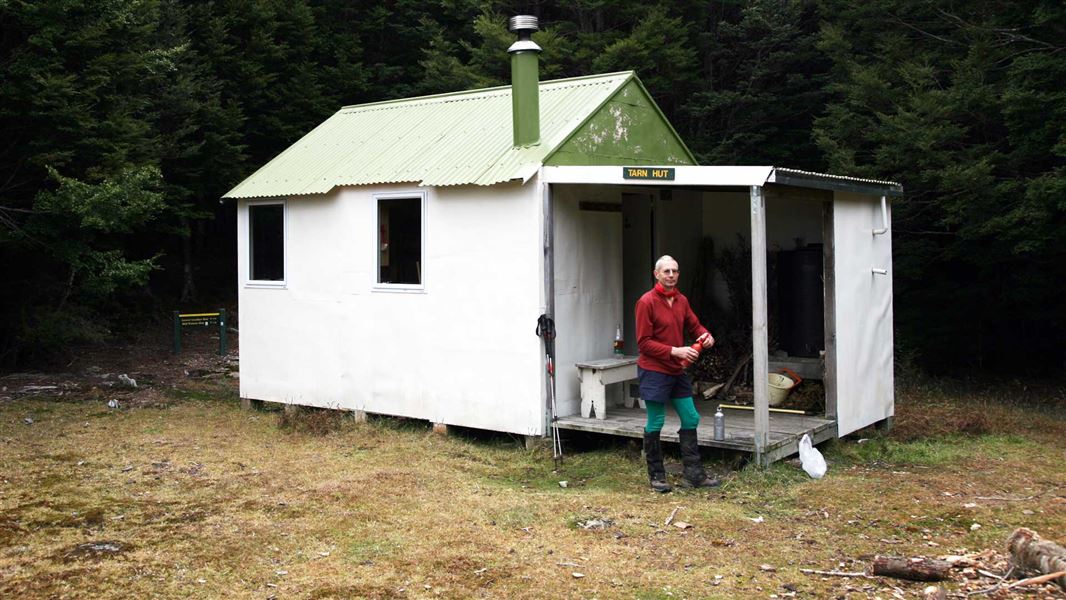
top-left (798, 433), bottom-right (827, 479)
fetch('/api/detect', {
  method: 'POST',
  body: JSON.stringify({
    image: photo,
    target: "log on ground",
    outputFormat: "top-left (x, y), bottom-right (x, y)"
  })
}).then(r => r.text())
top-left (871, 556), bottom-right (952, 581)
top-left (1007, 527), bottom-right (1066, 591)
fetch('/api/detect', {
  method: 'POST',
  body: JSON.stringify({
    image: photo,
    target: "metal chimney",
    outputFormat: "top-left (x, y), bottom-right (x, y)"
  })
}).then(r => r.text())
top-left (508, 15), bottom-right (541, 147)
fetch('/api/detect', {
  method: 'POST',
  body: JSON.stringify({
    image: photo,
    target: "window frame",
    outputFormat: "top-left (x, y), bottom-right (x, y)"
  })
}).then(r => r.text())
top-left (245, 199), bottom-right (287, 288)
top-left (372, 191), bottom-right (426, 294)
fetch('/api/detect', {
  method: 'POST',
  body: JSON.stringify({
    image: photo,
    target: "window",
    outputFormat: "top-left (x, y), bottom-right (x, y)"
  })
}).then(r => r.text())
top-left (376, 193), bottom-right (424, 288)
top-left (249, 202), bottom-right (284, 283)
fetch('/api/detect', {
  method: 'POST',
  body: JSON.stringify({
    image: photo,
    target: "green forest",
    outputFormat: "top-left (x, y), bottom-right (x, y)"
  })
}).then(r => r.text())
top-left (1, 0), bottom-right (1062, 374)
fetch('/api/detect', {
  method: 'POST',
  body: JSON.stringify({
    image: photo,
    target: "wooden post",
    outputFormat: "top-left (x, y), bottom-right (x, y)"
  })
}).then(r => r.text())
top-left (541, 179), bottom-right (555, 434)
top-left (172, 311), bottom-right (181, 354)
top-left (822, 200), bottom-right (838, 420)
top-left (240, 398), bottom-right (264, 411)
top-left (218, 308), bottom-right (228, 356)
top-left (750, 186), bottom-right (770, 462)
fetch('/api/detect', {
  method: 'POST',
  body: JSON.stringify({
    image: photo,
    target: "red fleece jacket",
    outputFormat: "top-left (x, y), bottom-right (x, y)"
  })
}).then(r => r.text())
top-left (635, 288), bottom-right (709, 375)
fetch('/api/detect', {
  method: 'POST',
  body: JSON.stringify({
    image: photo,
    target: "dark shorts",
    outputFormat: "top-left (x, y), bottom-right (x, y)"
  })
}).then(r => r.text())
top-left (637, 367), bottom-right (693, 404)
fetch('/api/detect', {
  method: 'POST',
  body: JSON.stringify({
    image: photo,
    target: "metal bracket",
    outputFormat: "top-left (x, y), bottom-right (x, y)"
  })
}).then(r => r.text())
top-left (873, 195), bottom-right (889, 235)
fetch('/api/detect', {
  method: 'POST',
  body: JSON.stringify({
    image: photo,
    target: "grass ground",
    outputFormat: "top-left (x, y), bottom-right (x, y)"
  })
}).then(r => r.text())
top-left (0, 357), bottom-right (1063, 599)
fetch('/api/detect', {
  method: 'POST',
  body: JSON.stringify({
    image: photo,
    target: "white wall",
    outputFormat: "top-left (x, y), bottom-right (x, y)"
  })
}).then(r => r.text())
top-left (237, 181), bottom-right (547, 436)
top-left (832, 192), bottom-right (894, 434)
top-left (552, 185), bottom-right (624, 416)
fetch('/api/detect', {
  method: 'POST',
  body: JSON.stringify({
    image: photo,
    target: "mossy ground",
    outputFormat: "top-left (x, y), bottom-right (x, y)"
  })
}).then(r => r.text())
top-left (0, 368), bottom-right (1063, 599)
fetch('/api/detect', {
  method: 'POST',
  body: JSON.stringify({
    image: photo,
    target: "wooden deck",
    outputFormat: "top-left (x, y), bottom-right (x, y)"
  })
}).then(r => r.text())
top-left (554, 403), bottom-right (836, 465)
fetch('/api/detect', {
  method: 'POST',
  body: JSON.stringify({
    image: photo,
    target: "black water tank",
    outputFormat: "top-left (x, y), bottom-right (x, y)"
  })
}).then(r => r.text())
top-left (778, 246), bottom-right (824, 357)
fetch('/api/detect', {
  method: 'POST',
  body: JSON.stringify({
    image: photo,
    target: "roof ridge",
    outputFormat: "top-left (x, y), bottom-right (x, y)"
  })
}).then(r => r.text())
top-left (340, 71), bottom-right (634, 111)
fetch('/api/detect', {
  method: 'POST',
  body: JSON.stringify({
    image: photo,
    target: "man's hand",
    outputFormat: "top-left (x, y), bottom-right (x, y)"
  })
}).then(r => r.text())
top-left (697, 332), bottom-right (715, 349)
top-left (671, 345), bottom-right (700, 363)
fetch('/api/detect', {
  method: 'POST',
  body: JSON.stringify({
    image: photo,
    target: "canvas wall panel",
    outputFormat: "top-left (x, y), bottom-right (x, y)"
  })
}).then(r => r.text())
top-left (832, 192), bottom-right (894, 434)
top-left (552, 185), bottom-right (624, 416)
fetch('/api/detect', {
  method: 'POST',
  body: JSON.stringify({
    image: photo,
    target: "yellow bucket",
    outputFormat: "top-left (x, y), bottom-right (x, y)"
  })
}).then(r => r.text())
top-left (767, 368), bottom-right (802, 406)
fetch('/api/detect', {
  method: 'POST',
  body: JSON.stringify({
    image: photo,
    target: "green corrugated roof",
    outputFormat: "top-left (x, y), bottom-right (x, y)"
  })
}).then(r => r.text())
top-left (224, 71), bottom-right (695, 199)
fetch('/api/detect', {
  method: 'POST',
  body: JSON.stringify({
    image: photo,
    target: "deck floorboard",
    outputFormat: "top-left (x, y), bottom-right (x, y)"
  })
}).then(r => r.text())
top-left (554, 404), bottom-right (836, 459)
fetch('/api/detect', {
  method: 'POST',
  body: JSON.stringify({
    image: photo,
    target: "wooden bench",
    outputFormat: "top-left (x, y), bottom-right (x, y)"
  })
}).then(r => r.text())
top-left (575, 356), bottom-right (640, 420)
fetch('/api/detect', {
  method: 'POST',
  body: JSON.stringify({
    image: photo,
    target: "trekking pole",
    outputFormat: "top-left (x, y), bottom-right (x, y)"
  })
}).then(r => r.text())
top-left (536, 314), bottom-right (562, 463)
top-left (547, 355), bottom-right (562, 462)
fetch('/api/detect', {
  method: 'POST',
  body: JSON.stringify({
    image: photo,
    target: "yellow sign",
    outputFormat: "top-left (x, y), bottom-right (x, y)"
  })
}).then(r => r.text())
top-left (622, 167), bottom-right (675, 180)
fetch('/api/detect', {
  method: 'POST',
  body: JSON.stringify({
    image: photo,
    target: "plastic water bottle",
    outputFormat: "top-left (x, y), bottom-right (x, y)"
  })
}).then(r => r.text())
top-left (714, 406), bottom-right (725, 441)
top-left (677, 342), bottom-right (703, 368)
top-left (613, 324), bottom-right (624, 355)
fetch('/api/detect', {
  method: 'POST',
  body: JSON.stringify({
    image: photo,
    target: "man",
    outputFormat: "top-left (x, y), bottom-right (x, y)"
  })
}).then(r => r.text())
top-left (635, 255), bottom-right (719, 492)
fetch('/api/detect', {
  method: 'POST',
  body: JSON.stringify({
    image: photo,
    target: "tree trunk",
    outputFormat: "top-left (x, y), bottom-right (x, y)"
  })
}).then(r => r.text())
top-left (180, 217), bottom-right (197, 303)
top-left (871, 556), bottom-right (952, 581)
top-left (1007, 527), bottom-right (1066, 591)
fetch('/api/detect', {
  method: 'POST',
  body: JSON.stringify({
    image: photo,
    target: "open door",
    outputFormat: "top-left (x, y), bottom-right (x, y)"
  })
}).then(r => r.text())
top-left (832, 192), bottom-right (894, 434)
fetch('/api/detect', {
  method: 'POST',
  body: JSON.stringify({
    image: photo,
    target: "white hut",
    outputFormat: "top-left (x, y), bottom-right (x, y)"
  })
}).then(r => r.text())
top-left (225, 17), bottom-right (900, 464)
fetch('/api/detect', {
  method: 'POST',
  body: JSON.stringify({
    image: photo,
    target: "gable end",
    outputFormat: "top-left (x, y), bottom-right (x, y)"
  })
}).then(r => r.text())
top-left (543, 79), bottom-right (696, 167)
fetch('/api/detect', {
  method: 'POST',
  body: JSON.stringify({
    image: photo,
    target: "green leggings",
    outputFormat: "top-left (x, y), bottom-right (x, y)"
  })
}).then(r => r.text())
top-left (644, 397), bottom-right (700, 432)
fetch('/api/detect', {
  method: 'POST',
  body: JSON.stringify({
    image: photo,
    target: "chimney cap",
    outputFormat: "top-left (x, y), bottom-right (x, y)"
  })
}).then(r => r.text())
top-left (509, 15), bottom-right (539, 34)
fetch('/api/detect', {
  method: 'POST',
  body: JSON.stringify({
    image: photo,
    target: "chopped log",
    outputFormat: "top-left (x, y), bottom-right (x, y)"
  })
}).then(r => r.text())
top-left (701, 382), bottom-right (725, 399)
top-left (871, 556), bottom-right (952, 582)
top-left (720, 353), bottom-right (752, 398)
top-left (1007, 527), bottom-right (1066, 591)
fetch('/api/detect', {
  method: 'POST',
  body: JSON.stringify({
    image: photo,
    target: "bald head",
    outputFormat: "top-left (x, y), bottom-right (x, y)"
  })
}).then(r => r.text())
top-left (654, 255), bottom-right (677, 271)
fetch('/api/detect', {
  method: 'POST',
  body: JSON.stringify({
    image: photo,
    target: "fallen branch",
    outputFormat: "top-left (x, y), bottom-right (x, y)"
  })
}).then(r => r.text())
top-left (966, 566), bottom-right (1015, 596)
top-left (664, 506), bottom-right (680, 527)
top-left (871, 556), bottom-right (952, 582)
top-left (799, 568), bottom-right (871, 578)
top-left (1006, 570), bottom-right (1066, 590)
top-left (1007, 527), bottom-right (1066, 590)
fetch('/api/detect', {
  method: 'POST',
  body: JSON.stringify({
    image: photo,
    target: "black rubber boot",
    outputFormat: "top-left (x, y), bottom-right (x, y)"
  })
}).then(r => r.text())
top-left (643, 431), bottom-right (672, 493)
top-left (678, 428), bottom-right (720, 488)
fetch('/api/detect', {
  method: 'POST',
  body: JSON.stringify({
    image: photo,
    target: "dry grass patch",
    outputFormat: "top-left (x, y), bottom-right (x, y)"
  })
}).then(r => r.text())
top-left (1, 376), bottom-right (1064, 599)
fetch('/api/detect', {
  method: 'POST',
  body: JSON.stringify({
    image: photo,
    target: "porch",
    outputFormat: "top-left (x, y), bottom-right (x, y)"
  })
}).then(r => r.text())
top-left (555, 403), bottom-right (837, 467)
top-left (538, 166), bottom-right (899, 466)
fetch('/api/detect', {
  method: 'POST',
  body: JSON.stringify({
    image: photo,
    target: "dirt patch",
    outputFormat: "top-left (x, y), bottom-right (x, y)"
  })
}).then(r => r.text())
top-left (0, 323), bottom-right (239, 409)
top-left (0, 516), bottom-right (25, 545)
top-left (308, 584), bottom-right (405, 599)
top-left (59, 540), bottom-right (131, 562)
top-left (893, 401), bottom-right (996, 441)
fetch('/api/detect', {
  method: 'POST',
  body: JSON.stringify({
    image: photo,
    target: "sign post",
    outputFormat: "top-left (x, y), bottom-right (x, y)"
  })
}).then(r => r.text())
top-left (173, 309), bottom-right (228, 355)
